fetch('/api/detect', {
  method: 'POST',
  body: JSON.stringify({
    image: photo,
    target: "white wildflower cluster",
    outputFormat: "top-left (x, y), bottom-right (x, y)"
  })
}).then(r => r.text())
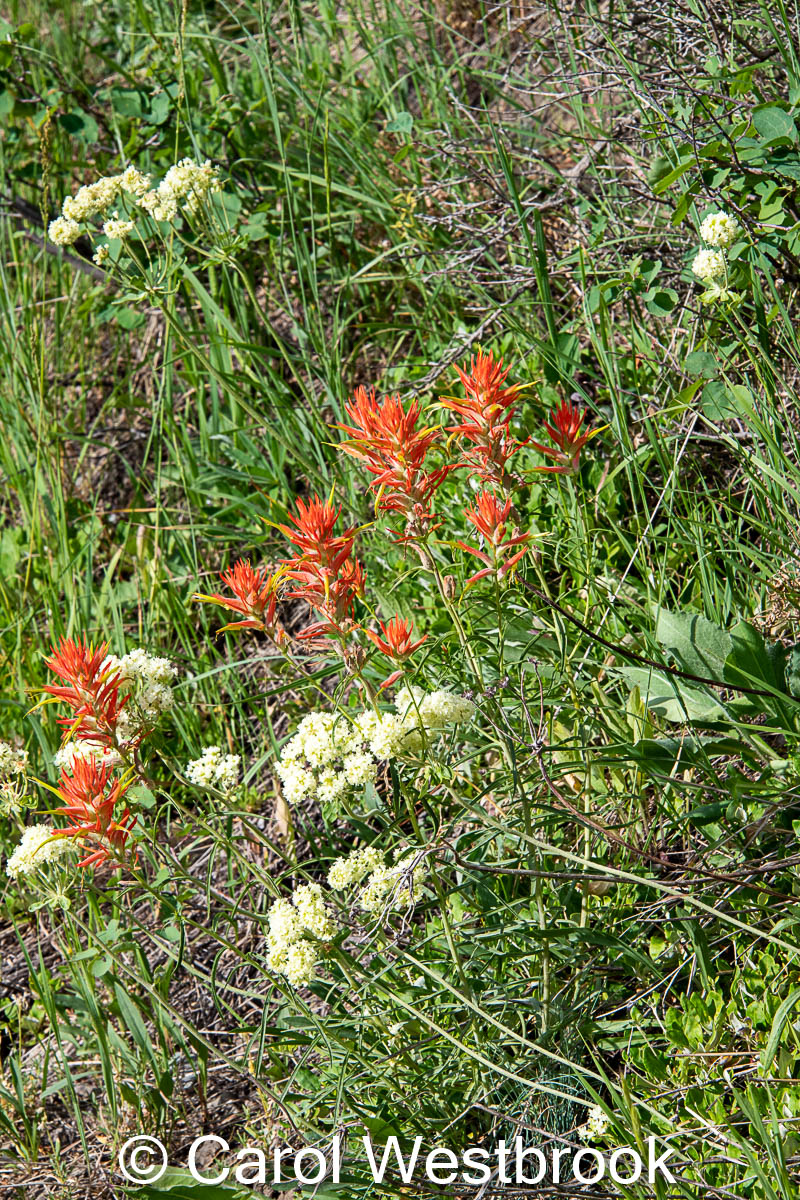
top-left (394, 685), bottom-right (476, 754)
top-left (276, 689), bottom-right (474, 808)
top-left (47, 216), bottom-right (82, 247)
top-left (275, 711), bottom-right (395, 808)
top-left (699, 210), bottom-right (740, 250)
top-left (692, 248), bottom-right (727, 285)
top-left (62, 174), bottom-right (123, 222)
top-left (53, 741), bottom-right (122, 772)
top-left (327, 845), bottom-right (426, 915)
top-left (692, 211), bottom-right (741, 299)
top-left (0, 742), bottom-right (27, 776)
top-left (359, 853), bottom-right (426, 914)
top-left (327, 845), bottom-right (384, 890)
top-left (49, 157), bottom-right (221, 251)
top-left (579, 1104), bottom-right (610, 1142)
top-left (105, 648), bottom-right (177, 740)
top-left (266, 883), bottom-right (338, 988)
top-left (0, 741), bottom-right (28, 816)
top-left (154, 158), bottom-right (221, 216)
top-left (186, 745), bottom-right (241, 791)
top-left (102, 212), bottom-right (136, 240)
top-left (6, 824), bottom-right (71, 878)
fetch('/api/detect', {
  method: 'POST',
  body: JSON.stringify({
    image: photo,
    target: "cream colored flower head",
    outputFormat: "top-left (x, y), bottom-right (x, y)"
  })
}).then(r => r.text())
top-left (692, 248), bottom-right (726, 284)
top-left (699, 211), bottom-right (740, 250)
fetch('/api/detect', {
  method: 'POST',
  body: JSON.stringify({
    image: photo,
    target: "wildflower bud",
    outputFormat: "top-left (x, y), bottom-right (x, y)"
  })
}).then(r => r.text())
top-left (442, 574), bottom-right (457, 600)
top-left (343, 644), bottom-right (367, 674)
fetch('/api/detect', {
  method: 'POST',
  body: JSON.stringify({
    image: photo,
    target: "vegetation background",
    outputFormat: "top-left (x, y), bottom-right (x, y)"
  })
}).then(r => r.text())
top-left (2, 0), bottom-right (800, 1196)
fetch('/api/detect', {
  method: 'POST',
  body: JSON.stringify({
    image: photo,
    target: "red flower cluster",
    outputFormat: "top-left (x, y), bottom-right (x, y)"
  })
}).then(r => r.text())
top-left (365, 616), bottom-right (428, 689)
top-left (198, 350), bottom-right (606, 686)
top-left (529, 398), bottom-right (602, 475)
top-left (442, 350), bottom-right (523, 488)
top-left (41, 637), bottom-right (139, 869)
top-left (52, 758), bottom-right (136, 869)
top-left (338, 386), bottom-right (451, 539)
top-left (194, 559), bottom-right (286, 640)
top-left (44, 637), bottom-right (128, 749)
top-left (457, 491), bottom-right (530, 586)
top-left (280, 496), bottom-right (366, 647)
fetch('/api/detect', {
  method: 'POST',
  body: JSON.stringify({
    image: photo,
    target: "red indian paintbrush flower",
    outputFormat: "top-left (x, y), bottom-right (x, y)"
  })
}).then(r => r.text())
top-left (529, 398), bottom-right (604, 475)
top-left (278, 495), bottom-right (355, 571)
top-left (52, 758), bottom-right (136, 869)
top-left (365, 615), bottom-right (428, 689)
top-left (442, 350), bottom-right (524, 487)
top-left (277, 495), bottom-right (366, 648)
top-left (193, 559), bottom-right (287, 639)
top-left (456, 490), bottom-right (530, 586)
top-left (43, 636), bottom-right (128, 747)
top-left (338, 386), bottom-right (451, 538)
top-left (286, 557), bottom-right (366, 643)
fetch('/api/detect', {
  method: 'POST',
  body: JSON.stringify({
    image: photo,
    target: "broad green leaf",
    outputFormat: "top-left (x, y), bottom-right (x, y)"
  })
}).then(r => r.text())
top-left (655, 609), bottom-right (732, 680)
top-left (752, 104), bottom-right (797, 143)
top-left (621, 668), bottom-right (727, 723)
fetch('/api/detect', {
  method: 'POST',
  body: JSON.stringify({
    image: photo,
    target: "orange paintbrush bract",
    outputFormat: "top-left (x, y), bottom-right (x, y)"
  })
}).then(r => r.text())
top-left (280, 495), bottom-right (366, 648)
top-left (529, 398), bottom-right (603, 475)
top-left (43, 636), bottom-right (128, 747)
top-left (193, 558), bottom-right (286, 638)
top-left (365, 615), bottom-right (428, 688)
top-left (338, 386), bottom-right (451, 536)
top-left (52, 758), bottom-right (136, 869)
top-left (443, 349), bottom-right (523, 487)
top-left (456, 490), bottom-right (530, 586)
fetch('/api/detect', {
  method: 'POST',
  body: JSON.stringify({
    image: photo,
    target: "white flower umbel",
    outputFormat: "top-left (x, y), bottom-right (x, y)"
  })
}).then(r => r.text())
top-left (54, 741), bottom-right (122, 771)
top-left (265, 884), bottom-right (338, 988)
top-left (62, 175), bottom-right (123, 222)
top-left (186, 745), bottom-right (240, 791)
top-left (93, 244), bottom-right (110, 266)
top-left (0, 742), bottom-right (29, 816)
top-left (106, 648), bottom-right (177, 741)
top-left (102, 211), bottom-right (136, 240)
top-left (7, 824), bottom-right (71, 877)
top-left (0, 742), bottom-right (27, 776)
top-left (293, 882), bottom-right (337, 940)
top-left (699, 210), bottom-right (740, 249)
top-left (275, 712), bottom-right (382, 808)
top-left (48, 216), bottom-right (81, 246)
top-left (120, 165), bottom-right (152, 198)
top-left (281, 941), bottom-right (320, 988)
top-left (692, 248), bottom-right (726, 284)
top-left (327, 846), bottom-right (384, 891)
top-left (359, 853), bottom-right (425, 915)
top-left (394, 685), bottom-right (475, 753)
top-left (579, 1103), bottom-right (610, 1142)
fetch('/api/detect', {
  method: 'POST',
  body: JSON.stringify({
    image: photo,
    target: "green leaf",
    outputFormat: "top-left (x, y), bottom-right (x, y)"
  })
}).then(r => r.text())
top-left (724, 622), bottom-right (787, 697)
top-left (685, 350), bottom-right (718, 379)
top-left (386, 112), bottom-right (413, 134)
top-left (762, 989), bottom-right (800, 1072)
top-left (752, 104), bottom-right (797, 143)
top-left (655, 609), bottom-right (732, 680)
top-left (784, 644), bottom-right (800, 698)
top-left (700, 380), bottom-right (737, 421)
top-left (57, 108), bottom-right (99, 143)
top-left (135, 1167), bottom-right (258, 1198)
top-left (647, 156), bottom-right (673, 186)
top-left (621, 668), bottom-right (727, 723)
top-left (643, 286), bottom-right (679, 316)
